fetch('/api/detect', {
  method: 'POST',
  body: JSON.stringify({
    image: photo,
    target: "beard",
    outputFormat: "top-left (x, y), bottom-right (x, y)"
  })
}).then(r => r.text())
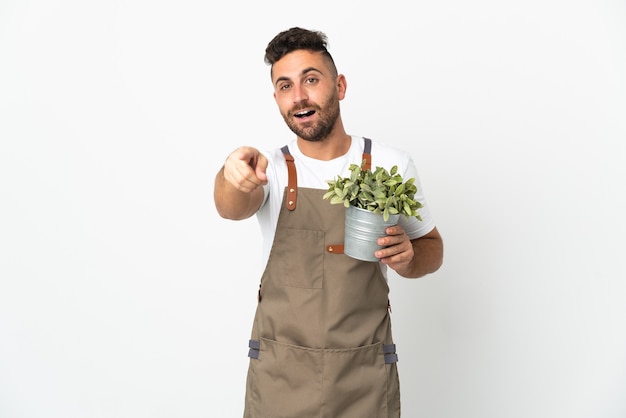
top-left (281, 93), bottom-right (341, 142)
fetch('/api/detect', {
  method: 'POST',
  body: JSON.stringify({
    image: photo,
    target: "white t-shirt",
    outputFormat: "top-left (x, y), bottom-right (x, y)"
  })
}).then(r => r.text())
top-left (256, 135), bottom-right (436, 268)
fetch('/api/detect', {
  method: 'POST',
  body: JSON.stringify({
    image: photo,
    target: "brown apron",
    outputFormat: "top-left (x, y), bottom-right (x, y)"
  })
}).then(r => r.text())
top-left (244, 138), bottom-right (401, 418)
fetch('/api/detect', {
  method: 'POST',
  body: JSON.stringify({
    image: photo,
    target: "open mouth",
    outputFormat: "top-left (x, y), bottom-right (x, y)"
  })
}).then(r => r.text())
top-left (294, 109), bottom-right (315, 118)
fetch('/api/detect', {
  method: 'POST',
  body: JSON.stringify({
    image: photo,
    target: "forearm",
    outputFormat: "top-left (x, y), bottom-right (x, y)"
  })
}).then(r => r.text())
top-left (214, 166), bottom-right (263, 220)
top-left (395, 228), bottom-right (444, 278)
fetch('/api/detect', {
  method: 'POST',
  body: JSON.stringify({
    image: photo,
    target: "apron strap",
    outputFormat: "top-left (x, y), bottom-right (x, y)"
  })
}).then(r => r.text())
top-left (281, 145), bottom-right (298, 211)
top-left (248, 339), bottom-right (261, 359)
top-left (363, 137), bottom-right (372, 170)
top-left (281, 137), bottom-right (371, 214)
top-left (326, 244), bottom-right (344, 254)
top-left (383, 343), bottom-right (398, 364)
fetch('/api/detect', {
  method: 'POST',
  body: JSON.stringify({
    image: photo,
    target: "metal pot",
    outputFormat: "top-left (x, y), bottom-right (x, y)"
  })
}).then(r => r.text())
top-left (344, 205), bottom-right (400, 262)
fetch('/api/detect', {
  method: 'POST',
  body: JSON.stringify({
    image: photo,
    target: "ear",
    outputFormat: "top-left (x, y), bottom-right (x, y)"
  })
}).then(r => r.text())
top-left (336, 74), bottom-right (347, 100)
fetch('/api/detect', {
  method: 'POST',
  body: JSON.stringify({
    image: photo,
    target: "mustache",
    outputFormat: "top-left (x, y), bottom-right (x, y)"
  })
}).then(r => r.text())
top-left (290, 102), bottom-right (318, 114)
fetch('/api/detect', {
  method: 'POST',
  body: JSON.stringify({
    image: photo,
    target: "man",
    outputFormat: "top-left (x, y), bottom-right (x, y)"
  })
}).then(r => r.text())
top-left (214, 27), bottom-right (443, 418)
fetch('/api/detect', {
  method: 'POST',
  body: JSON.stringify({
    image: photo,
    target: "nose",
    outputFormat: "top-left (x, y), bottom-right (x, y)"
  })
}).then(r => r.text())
top-left (292, 84), bottom-right (309, 104)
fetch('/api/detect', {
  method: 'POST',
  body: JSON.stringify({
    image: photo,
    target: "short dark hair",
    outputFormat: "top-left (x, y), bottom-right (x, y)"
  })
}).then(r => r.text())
top-left (264, 27), bottom-right (337, 74)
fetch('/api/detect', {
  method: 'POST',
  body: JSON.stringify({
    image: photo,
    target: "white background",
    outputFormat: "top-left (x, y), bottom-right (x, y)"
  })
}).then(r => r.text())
top-left (1, 1), bottom-right (625, 417)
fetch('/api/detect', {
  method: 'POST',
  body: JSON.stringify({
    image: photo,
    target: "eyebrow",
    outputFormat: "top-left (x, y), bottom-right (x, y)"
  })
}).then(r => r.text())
top-left (274, 66), bottom-right (324, 87)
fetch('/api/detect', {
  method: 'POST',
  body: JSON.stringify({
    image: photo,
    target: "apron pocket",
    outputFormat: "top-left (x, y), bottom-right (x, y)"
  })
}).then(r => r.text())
top-left (321, 342), bottom-right (389, 417)
top-left (247, 339), bottom-right (392, 418)
top-left (278, 228), bottom-right (324, 289)
top-left (248, 338), bottom-right (323, 417)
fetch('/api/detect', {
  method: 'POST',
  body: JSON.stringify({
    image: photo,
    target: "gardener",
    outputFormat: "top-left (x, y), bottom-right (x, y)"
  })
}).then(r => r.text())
top-left (213, 27), bottom-right (443, 418)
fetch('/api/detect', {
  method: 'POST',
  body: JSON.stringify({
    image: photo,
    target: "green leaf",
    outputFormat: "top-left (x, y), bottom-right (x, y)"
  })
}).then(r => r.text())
top-left (372, 188), bottom-right (387, 199)
top-left (322, 191), bottom-right (334, 200)
top-left (403, 202), bottom-right (412, 215)
top-left (361, 191), bottom-right (374, 202)
top-left (330, 196), bottom-right (345, 205)
top-left (383, 207), bottom-right (390, 222)
top-left (323, 162), bottom-right (423, 221)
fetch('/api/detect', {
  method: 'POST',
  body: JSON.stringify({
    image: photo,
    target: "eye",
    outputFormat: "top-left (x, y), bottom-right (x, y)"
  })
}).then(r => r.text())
top-left (305, 77), bottom-right (318, 85)
top-left (278, 82), bottom-right (292, 91)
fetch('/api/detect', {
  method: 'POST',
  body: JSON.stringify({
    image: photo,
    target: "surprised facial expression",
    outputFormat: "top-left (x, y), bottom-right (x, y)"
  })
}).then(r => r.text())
top-left (271, 50), bottom-right (345, 142)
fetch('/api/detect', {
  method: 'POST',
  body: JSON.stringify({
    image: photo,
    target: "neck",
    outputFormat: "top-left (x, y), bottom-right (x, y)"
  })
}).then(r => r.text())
top-left (297, 135), bottom-right (351, 161)
top-left (296, 121), bottom-right (351, 161)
